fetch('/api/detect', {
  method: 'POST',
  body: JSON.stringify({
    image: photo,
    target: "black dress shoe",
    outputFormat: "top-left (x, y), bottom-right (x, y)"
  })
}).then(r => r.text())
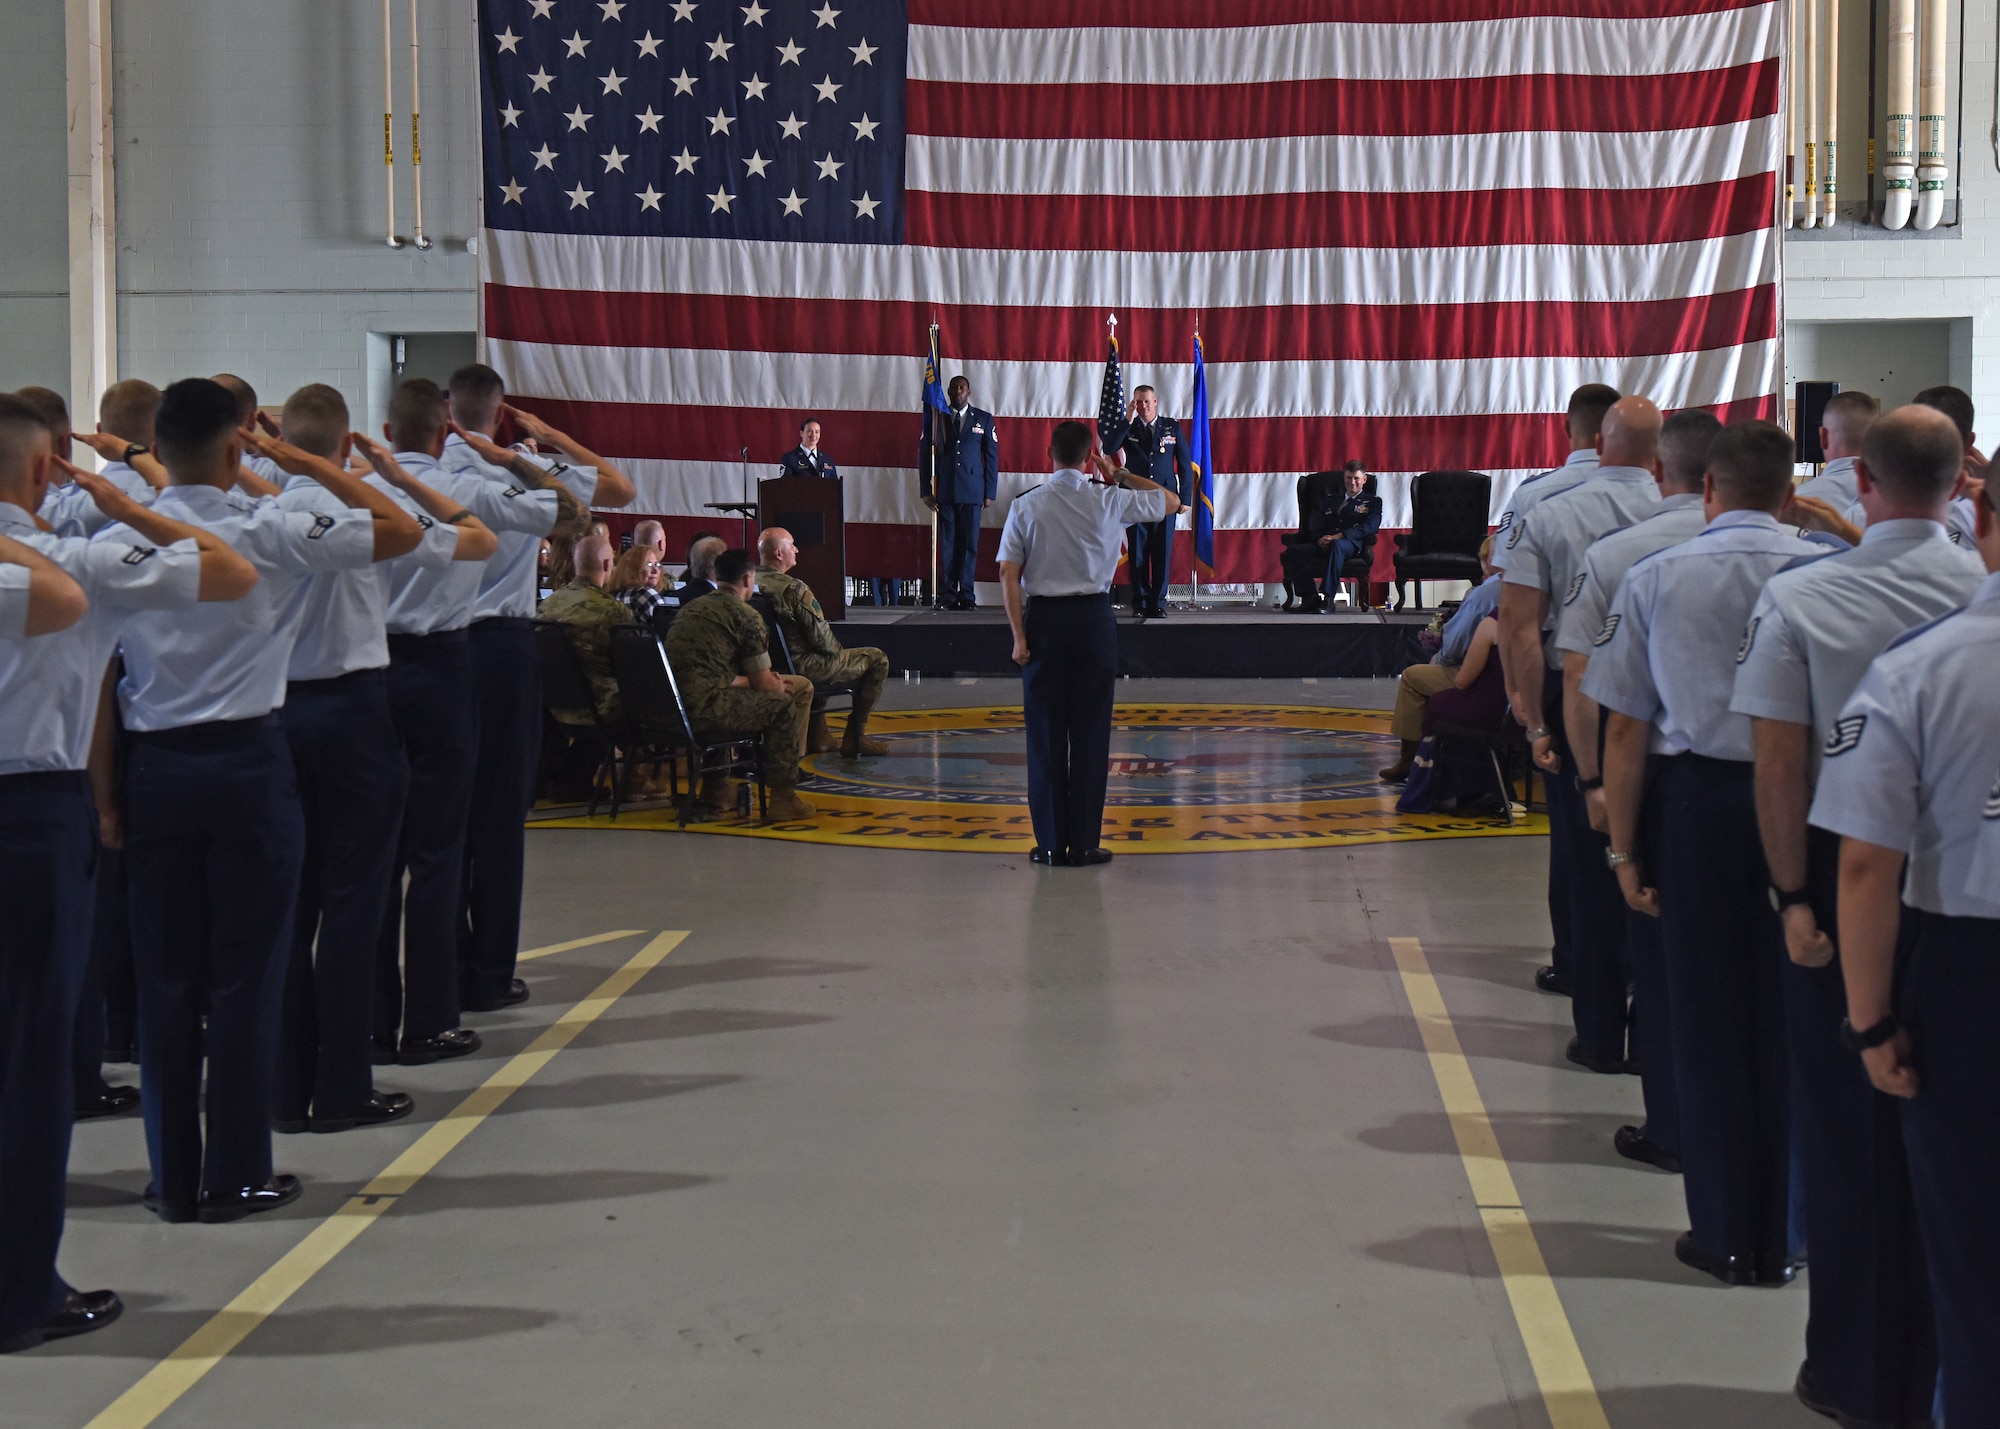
top-left (1069, 848), bottom-right (1114, 867)
top-left (199, 1175), bottom-right (303, 1224)
top-left (464, 978), bottom-right (529, 1013)
top-left (1792, 1362), bottom-right (1842, 1422)
top-left (1145, 607), bottom-right (1166, 620)
top-left (1565, 1037), bottom-right (1635, 1075)
top-left (1535, 965), bottom-right (1571, 996)
top-left (272, 1115), bottom-right (310, 1135)
top-left (1756, 1256), bottom-right (1803, 1287)
top-left (1029, 847), bottom-right (1067, 866)
top-left (398, 1028), bottom-right (482, 1065)
top-left (311, 1091), bottom-right (414, 1134)
top-left (74, 1085), bottom-right (141, 1120)
top-left (0, 1289), bottom-right (123, 1353)
top-left (141, 1185), bottom-right (198, 1224)
top-left (1674, 1230), bottom-right (1759, 1286)
top-left (1613, 1124), bottom-right (1681, 1173)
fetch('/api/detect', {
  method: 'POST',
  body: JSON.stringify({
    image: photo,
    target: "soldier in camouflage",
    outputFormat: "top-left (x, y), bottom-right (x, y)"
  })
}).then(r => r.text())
top-left (663, 548), bottom-right (815, 822)
top-left (755, 527), bottom-right (889, 758)
top-left (538, 531), bottom-right (634, 725)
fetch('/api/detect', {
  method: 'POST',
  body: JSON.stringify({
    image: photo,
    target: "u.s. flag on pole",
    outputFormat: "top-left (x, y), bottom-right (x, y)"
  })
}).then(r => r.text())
top-left (478, 0), bottom-right (1781, 581)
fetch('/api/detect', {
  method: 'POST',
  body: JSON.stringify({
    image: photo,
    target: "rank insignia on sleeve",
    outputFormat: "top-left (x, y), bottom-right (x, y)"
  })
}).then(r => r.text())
top-left (306, 514), bottom-right (336, 540)
top-left (1984, 774), bottom-right (1999, 820)
top-left (121, 545), bottom-right (156, 566)
top-left (1735, 616), bottom-right (1760, 664)
top-left (1823, 714), bottom-right (1867, 757)
top-left (1592, 613), bottom-right (1621, 646)
top-left (1565, 572), bottom-right (1586, 605)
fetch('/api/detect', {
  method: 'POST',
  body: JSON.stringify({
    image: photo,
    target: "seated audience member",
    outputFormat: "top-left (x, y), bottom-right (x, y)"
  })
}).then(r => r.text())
top-left (1381, 537), bottom-right (1499, 782)
top-left (632, 519), bottom-right (667, 563)
top-left (608, 544), bottom-right (669, 625)
top-left (677, 531), bottom-right (726, 599)
top-left (539, 530), bottom-right (633, 725)
top-left (1423, 614), bottom-right (1508, 735)
top-left (754, 527), bottom-right (890, 758)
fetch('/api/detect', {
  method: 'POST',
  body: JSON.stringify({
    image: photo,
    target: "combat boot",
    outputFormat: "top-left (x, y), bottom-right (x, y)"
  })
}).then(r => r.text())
top-left (696, 773), bottom-right (734, 811)
top-left (840, 710), bottom-right (888, 758)
top-left (764, 786), bottom-right (814, 822)
top-left (806, 711), bottom-right (838, 753)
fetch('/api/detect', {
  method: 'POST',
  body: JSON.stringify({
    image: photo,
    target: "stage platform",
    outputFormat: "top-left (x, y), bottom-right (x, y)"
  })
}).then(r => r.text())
top-left (830, 604), bottom-right (1430, 679)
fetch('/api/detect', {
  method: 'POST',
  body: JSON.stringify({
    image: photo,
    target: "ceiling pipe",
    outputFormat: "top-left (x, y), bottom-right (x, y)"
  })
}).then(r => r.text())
top-left (1914, 0), bottom-right (1950, 226)
top-left (1806, 0), bottom-right (1822, 224)
top-left (409, 0), bottom-right (432, 249)
top-left (1883, 0), bottom-right (1917, 226)
top-left (383, 0), bottom-right (404, 247)
top-left (1825, 0), bottom-right (1841, 224)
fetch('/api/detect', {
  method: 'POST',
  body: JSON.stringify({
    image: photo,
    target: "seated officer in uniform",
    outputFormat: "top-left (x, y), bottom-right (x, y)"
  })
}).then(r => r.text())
top-left (755, 527), bottom-right (889, 758)
top-left (663, 549), bottom-right (816, 823)
top-left (1588, 419), bottom-right (1823, 1289)
top-left (1811, 471), bottom-right (2000, 1429)
top-left (540, 529), bottom-right (635, 726)
top-left (1278, 462), bottom-right (1379, 613)
top-left (777, 418), bottom-right (837, 480)
top-left (1114, 385), bottom-right (1192, 619)
top-left (1731, 402), bottom-right (1980, 1427)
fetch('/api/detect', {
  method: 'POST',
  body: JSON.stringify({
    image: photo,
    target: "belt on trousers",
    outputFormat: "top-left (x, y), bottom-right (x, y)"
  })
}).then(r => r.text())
top-left (0, 769), bottom-right (92, 795)
top-left (1660, 751), bottom-right (1754, 775)
top-left (1027, 592), bottom-right (1110, 606)
top-left (471, 615), bottom-right (534, 632)
top-left (128, 712), bottom-right (283, 752)
top-left (287, 667), bottom-right (388, 693)
top-left (388, 628), bottom-right (471, 655)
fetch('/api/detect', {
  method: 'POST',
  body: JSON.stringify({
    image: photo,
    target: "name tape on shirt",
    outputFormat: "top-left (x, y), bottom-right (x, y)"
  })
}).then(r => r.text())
top-left (1823, 713), bottom-right (1867, 757)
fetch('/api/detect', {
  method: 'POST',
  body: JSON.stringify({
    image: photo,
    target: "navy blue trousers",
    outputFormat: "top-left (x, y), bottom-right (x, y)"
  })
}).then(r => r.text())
top-left (936, 503), bottom-right (981, 603)
top-left (1541, 669), bottom-right (1576, 988)
top-left (380, 632), bottom-right (478, 1044)
top-left (1544, 692), bottom-right (1629, 1066)
top-left (125, 717), bottom-right (305, 1209)
top-left (1123, 519), bottom-right (1173, 611)
top-left (0, 773), bottom-right (96, 1342)
top-left (280, 671), bottom-right (409, 1120)
top-left (1321, 535), bottom-right (1368, 599)
top-left (460, 619), bottom-right (538, 1007)
top-left (1628, 763), bottom-right (1678, 1154)
top-left (1655, 754), bottom-right (1792, 1269)
top-left (1782, 827), bottom-right (1936, 1422)
top-left (72, 847), bottom-right (136, 1100)
top-left (1021, 594), bottom-right (1117, 856)
top-left (1897, 907), bottom-right (2000, 1424)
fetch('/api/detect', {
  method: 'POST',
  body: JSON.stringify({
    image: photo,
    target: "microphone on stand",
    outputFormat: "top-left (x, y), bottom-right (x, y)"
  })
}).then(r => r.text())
top-left (740, 445), bottom-right (751, 548)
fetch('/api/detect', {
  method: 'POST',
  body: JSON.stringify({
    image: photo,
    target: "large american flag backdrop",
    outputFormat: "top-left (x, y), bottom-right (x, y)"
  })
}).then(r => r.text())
top-left (477, 0), bottom-right (1782, 583)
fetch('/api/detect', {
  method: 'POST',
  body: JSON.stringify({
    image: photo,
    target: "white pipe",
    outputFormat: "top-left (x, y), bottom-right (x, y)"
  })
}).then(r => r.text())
top-left (383, 0), bottom-right (403, 247)
top-left (1792, 0), bottom-right (1808, 222)
top-left (1914, 0), bottom-right (1950, 228)
top-left (409, 0), bottom-right (432, 249)
top-left (1884, 0), bottom-right (1917, 227)
top-left (1805, 0), bottom-right (1821, 225)
top-left (1824, 0), bottom-right (1840, 225)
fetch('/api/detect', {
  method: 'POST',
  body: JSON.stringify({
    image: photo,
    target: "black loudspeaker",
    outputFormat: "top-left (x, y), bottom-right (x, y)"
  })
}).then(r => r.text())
top-left (1795, 381), bottom-right (1840, 463)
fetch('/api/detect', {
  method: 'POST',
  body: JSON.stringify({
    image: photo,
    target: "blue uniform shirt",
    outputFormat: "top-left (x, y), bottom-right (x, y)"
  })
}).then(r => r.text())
top-left (277, 472), bottom-right (461, 680)
top-left (1490, 450), bottom-right (1598, 575)
top-left (0, 500), bottom-right (204, 772)
top-left (1582, 509), bottom-right (1830, 760)
top-left (1732, 519), bottom-right (1985, 782)
top-left (0, 563), bottom-right (25, 639)
top-left (1505, 464), bottom-right (1661, 668)
top-left (1792, 456), bottom-right (1859, 511)
top-left (1809, 571), bottom-right (2000, 919)
top-left (996, 469), bottom-right (1167, 597)
top-left (384, 450), bottom-right (550, 635)
top-left (107, 484), bottom-right (375, 731)
top-left (1554, 492), bottom-right (1706, 658)
top-left (1434, 573), bottom-right (1501, 666)
top-left (41, 460), bottom-right (158, 537)
top-left (442, 434), bottom-right (575, 622)
top-left (1969, 766), bottom-right (2000, 904)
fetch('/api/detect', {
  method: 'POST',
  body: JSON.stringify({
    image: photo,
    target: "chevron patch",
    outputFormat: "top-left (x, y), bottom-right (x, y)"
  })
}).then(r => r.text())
top-left (1736, 616), bottom-right (1761, 664)
top-left (1824, 714), bottom-right (1868, 757)
top-left (1565, 571), bottom-right (1587, 605)
top-left (1593, 613), bottom-right (1621, 646)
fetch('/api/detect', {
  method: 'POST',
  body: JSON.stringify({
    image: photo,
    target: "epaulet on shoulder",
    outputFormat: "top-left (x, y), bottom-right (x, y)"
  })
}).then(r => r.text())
top-left (1884, 605), bottom-right (1966, 653)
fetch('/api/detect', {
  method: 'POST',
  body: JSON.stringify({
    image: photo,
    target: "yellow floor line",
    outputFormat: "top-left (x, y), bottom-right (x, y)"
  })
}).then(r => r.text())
top-left (514, 928), bottom-right (649, 962)
top-left (82, 930), bottom-right (688, 1429)
top-left (1387, 936), bottom-right (1611, 1429)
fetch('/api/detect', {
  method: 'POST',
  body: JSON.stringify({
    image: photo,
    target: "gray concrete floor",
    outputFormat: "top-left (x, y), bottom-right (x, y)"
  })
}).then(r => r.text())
top-left (21, 679), bottom-right (1817, 1428)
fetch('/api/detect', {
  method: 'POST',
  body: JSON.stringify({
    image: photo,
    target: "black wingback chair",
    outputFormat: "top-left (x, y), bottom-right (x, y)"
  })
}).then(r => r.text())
top-left (1392, 470), bottom-right (1491, 609)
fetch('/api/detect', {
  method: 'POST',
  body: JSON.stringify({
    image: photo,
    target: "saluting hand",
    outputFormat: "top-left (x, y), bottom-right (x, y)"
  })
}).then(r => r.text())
top-left (74, 431), bottom-right (135, 462)
top-left (254, 410), bottom-right (283, 439)
top-left (349, 432), bottom-right (412, 488)
top-left (447, 420), bottom-right (518, 469)
top-left (502, 403), bottom-right (560, 447)
top-left (1783, 493), bottom-right (1861, 544)
top-left (52, 457), bottom-right (140, 520)
top-left (239, 427), bottom-right (322, 477)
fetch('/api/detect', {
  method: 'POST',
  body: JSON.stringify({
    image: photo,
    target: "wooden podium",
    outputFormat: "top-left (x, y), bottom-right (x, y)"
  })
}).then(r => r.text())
top-left (758, 473), bottom-right (845, 619)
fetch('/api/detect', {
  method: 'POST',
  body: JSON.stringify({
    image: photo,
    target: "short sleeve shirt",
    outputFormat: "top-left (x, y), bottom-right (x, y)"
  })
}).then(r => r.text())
top-left (0, 564), bottom-right (27, 640)
top-left (443, 436), bottom-right (567, 621)
top-left (664, 591), bottom-right (772, 704)
top-left (1503, 465), bottom-right (1662, 668)
top-left (1791, 457), bottom-right (1860, 512)
top-left (40, 461), bottom-right (158, 538)
top-left (1809, 572), bottom-right (2000, 918)
top-left (1968, 769), bottom-right (2000, 904)
top-left (996, 468), bottom-right (1166, 596)
top-left (1731, 519), bottom-right (1985, 782)
top-left (1554, 493), bottom-right (1706, 657)
top-left (1581, 510), bottom-right (1829, 760)
top-left (1490, 451), bottom-right (1598, 574)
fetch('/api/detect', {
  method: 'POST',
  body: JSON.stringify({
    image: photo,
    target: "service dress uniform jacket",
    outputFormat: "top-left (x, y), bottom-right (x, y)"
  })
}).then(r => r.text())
top-left (919, 405), bottom-right (1000, 606)
top-left (777, 446), bottom-right (838, 480)
top-left (1118, 418), bottom-right (1193, 613)
top-left (1809, 571), bottom-right (2000, 1427)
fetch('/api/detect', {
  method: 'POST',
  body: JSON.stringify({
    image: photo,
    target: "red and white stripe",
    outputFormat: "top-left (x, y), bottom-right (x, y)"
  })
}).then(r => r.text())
top-left (483, 0), bottom-right (1782, 583)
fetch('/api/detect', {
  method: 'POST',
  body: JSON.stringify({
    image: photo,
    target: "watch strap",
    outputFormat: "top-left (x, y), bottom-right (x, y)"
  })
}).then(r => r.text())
top-left (1770, 885), bottom-right (1812, 912)
top-left (1840, 1013), bottom-right (1900, 1053)
top-left (1577, 776), bottom-right (1604, 792)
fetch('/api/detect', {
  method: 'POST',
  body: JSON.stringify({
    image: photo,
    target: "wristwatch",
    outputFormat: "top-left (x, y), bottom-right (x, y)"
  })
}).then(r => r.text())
top-left (1605, 850), bottom-right (1638, 870)
top-left (1768, 885), bottom-right (1812, 913)
top-left (1839, 1013), bottom-right (1900, 1053)
top-left (1526, 727), bottom-right (1550, 743)
top-left (122, 443), bottom-right (148, 465)
top-left (1577, 775), bottom-right (1603, 792)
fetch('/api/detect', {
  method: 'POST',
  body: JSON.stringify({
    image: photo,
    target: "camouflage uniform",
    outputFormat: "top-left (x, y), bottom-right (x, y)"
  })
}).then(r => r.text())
top-left (664, 590), bottom-right (813, 786)
top-left (754, 565), bottom-right (890, 711)
top-left (538, 579), bottom-right (634, 725)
